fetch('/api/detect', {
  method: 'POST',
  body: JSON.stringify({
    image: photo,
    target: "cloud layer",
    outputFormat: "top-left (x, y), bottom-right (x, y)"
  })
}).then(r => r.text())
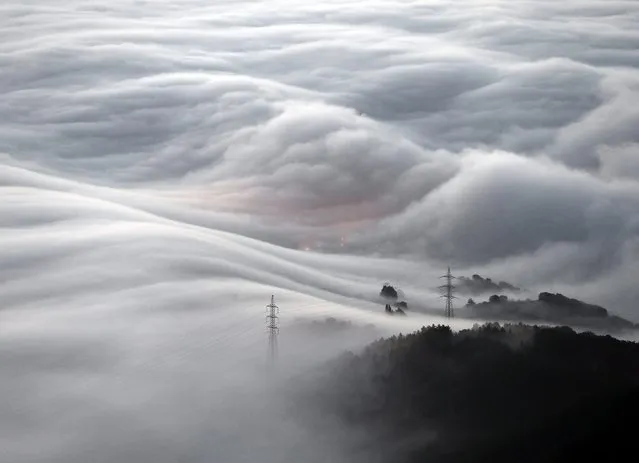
top-left (2, 0), bottom-right (639, 461)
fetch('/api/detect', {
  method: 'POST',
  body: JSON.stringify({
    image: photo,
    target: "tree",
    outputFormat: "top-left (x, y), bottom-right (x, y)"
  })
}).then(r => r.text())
top-left (380, 283), bottom-right (399, 300)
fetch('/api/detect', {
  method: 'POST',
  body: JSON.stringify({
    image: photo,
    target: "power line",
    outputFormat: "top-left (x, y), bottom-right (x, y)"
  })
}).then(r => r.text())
top-left (439, 267), bottom-right (456, 319)
top-left (266, 294), bottom-right (279, 364)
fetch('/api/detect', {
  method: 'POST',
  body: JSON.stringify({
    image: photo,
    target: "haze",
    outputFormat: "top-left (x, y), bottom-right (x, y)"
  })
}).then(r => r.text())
top-left (1, 1), bottom-right (639, 461)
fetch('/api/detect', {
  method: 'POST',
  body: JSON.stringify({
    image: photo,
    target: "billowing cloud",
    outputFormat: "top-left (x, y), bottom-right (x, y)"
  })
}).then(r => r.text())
top-left (2, 0), bottom-right (639, 461)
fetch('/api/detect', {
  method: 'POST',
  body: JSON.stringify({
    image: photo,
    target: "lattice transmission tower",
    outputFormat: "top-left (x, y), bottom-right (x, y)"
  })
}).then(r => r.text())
top-left (266, 294), bottom-right (279, 364)
top-left (439, 267), bottom-right (456, 318)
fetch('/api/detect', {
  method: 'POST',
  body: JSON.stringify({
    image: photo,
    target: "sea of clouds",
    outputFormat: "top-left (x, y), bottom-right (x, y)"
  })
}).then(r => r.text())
top-left (2, 0), bottom-right (639, 461)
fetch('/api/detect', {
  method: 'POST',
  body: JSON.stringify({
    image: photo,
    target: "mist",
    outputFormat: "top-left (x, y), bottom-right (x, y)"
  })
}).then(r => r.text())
top-left (2, 0), bottom-right (639, 461)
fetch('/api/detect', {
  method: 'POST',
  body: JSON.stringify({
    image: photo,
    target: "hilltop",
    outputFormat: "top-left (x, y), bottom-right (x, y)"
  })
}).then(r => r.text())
top-left (465, 292), bottom-right (637, 333)
top-left (301, 323), bottom-right (639, 463)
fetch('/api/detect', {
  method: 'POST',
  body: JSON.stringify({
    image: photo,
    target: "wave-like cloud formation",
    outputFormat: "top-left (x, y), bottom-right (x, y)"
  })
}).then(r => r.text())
top-left (2, 1), bottom-right (639, 461)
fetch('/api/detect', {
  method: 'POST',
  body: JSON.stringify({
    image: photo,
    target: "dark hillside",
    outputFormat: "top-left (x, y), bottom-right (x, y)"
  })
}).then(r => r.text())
top-left (466, 293), bottom-right (637, 333)
top-left (303, 324), bottom-right (639, 463)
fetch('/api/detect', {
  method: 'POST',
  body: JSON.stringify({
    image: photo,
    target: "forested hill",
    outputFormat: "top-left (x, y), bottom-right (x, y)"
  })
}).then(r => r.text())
top-left (304, 323), bottom-right (639, 463)
top-left (464, 292), bottom-right (638, 333)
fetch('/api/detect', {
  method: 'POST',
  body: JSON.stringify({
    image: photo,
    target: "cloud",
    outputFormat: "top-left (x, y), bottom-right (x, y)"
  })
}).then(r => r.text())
top-left (2, 0), bottom-right (639, 461)
top-left (352, 151), bottom-right (639, 261)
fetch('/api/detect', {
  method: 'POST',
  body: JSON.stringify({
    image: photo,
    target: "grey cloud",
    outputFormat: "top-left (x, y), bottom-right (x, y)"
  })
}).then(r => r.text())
top-left (2, 0), bottom-right (637, 183)
top-left (599, 143), bottom-right (639, 180)
top-left (2, 1), bottom-right (639, 461)
top-left (1, 0), bottom-right (638, 308)
top-left (335, 151), bottom-right (639, 323)
top-left (1, 0), bottom-right (638, 313)
top-left (548, 76), bottom-right (639, 169)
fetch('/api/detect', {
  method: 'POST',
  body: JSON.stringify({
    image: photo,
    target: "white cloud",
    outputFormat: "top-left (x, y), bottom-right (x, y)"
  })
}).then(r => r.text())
top-left (2, 0), bottom-right (639, 461)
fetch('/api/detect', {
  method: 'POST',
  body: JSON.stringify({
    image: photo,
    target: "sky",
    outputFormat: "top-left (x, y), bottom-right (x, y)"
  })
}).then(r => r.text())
top-left (1, 0), bottom-right (639, 461)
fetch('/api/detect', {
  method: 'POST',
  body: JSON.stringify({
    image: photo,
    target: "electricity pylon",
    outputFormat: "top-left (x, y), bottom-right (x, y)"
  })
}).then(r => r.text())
top-left (266, 294), bottom-right (279, 364)
top-left (439, 267), bottom-right (456, 318)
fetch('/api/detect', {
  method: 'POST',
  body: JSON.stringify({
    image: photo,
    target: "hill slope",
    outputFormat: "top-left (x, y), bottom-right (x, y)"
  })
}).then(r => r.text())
top-left (304, 323), bottom-right (639, 463)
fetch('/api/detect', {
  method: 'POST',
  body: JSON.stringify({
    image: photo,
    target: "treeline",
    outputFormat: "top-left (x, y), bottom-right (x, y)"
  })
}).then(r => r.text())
top-left (457, 274), bottom-right (520, 295)
top-left (306, 323), bottom-right (639, 463)
top-left (466, 293), bottom-right (637, 332)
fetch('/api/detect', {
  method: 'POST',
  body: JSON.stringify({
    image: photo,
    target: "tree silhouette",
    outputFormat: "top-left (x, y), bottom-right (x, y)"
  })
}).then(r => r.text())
top-left (380, 283), bottom-right (398, 300)
top-left (304, 323), bottom-right (639, 463)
